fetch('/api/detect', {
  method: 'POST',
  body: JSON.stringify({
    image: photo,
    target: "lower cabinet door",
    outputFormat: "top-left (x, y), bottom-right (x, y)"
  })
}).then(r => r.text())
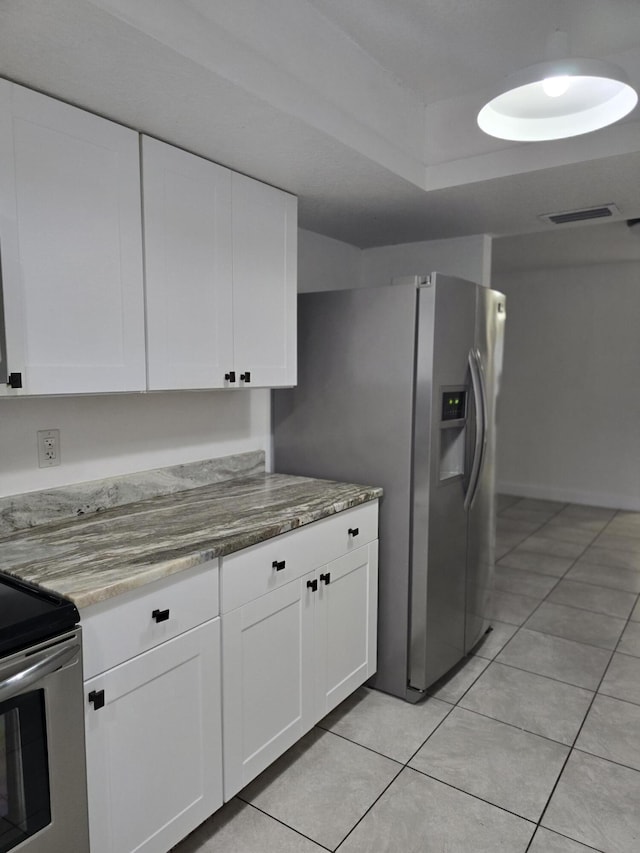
top-left (315, 542), bottom-right (378, 718)
top-left (84, 619), bottom-right (222, 853)
top-left (221, 574), bottom-right (315, 799)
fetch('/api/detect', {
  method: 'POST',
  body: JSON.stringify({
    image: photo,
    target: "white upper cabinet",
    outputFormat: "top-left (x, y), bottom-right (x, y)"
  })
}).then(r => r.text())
top-left (0, 83), bottom-right (296, 395)
top-left (232, 173), bottom-right (297, 388)
top-left (142, 137), bottom-right (234, 390)
top-left (0, 81), bottom-right (146, 395)
top-left (143, 139), bottom-right (297, 390)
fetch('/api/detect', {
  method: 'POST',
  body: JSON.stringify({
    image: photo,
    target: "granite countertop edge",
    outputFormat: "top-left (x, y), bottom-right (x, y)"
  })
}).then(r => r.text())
top-left (0, 474), bottom-right (382, 610)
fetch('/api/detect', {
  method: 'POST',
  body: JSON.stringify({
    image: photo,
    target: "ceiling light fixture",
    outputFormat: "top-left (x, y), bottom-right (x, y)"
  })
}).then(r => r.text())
top-left (477, 57), bottom-right (638, 142)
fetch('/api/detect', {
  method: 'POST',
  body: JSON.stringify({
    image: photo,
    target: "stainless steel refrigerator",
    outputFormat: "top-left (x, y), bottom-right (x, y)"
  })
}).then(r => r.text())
top-left (273, 273), bottom-right (506, 702)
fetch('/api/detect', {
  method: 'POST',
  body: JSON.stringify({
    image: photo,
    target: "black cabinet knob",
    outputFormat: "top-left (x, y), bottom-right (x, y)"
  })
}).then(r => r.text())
top-left (152, 608), bottom-right (170, 623)
top-left (306, 579), bottom-right (318, 592)
top-left (348, 527), bottom-right (360, 537)
top-left (7, 372), bottom-right (22, 389)
top-left (240, 372), bottom-right (251, 383)
top-left (320, 573), bottom-right (331, 585)
top-left (88, 689), bottom-right (105, 710)
top-left (272, 559), bottom-right (286, 571)
top-left (224, 371), bottom-right (236, 382)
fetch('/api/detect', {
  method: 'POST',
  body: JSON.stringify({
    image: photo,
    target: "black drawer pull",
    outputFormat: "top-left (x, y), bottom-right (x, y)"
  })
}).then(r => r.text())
top-left (272, 559), bottom-right (286, 571)
top-left (307, 579), bottom-right (318, 592)
top-left (240, 372), bottom-right (251, 383)
top-left (320, 572), bottom-right (331, 585)
top-left (152, 608), bottom-right (170, 623)
top-left (88, 689), bottom-right (105, 710)
top-left (224, 371), bottom-right (236, 382)
top-left (7, 373), bottom-right (22, 389)
top-left (348, 527), bottom-right (360, 537)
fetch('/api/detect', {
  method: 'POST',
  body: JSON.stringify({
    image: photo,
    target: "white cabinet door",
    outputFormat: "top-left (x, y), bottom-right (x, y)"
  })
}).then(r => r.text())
top-left (231, 172), bottom-right (297, 388)
top-left (84, 619), bottom-right (222, 853)
top-left (142, 137), bottom-right (234, 390)
top-left (0, 81), bottom-right (145, 395)
top-left (222, 574), bottom-right (315, 799)
top-left (315, 542), bottom-right (379, 718)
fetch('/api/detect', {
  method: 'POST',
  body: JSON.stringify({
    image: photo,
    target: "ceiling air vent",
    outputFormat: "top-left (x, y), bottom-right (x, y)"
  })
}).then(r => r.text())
top-left (539, 203), bottom-right (621, 225)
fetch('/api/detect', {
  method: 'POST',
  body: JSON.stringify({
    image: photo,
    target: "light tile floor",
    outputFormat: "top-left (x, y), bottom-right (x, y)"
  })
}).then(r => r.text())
top-left (173, 497), bottom-right (640, 853)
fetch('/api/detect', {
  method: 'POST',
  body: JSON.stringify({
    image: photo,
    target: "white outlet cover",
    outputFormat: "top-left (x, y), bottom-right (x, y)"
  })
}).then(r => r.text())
top-left (37, 429), bottom-right (60, 468)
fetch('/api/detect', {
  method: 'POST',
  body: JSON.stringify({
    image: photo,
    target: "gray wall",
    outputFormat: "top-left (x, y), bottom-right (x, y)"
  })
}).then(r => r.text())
top-left (0, 390), bottom-right (271, 497)
top-left (494, 262), bottom-right (640, 510)
top-left (361, 234), bottom-right (492, 288)
top-left (298, 229), bottom-right (362, 292)
top-left (1, 228), bottom-right (491, 498)
top-left (299, 229), bottom-right (492, 292)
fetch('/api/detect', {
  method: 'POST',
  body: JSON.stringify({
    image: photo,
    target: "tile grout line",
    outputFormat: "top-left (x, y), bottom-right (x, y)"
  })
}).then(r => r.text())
top-left (333, 645), bottom-right (499, 850)
top-left (404, 764), bottom-right (539, 828)
top-left (571, 743), bottom-right (640, 777)
top-left (517, 589), bottom-right (639, 621)
top-left (481, 654), bottom-right (609, 692)
top-left (497, 499), bottom-right (625, 562)
top-left (432, 500), bottom-right (638, 852)
top-left (331, 763), bottom-right (405, 851)
top-left (454, 702), bottom-right (584, 750)
top-left (496, 500), bottom-right (609, 853)
top-left (492, 501), bottom-right (640, 660)
top-left (312, 724), bottom-right (411, 765)
top-left (496, 499), bottom-right (639, 853)
top-left (531, 556), bottom-right (640, 848)
top-left (239, 800), bottom-right (334, 852)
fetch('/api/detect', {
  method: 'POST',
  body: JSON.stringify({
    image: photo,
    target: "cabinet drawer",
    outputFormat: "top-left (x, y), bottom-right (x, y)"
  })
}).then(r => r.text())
top-left (220, 501), bottom-right (378, 613)
top-left (82, 560), bottom-right (219, 679)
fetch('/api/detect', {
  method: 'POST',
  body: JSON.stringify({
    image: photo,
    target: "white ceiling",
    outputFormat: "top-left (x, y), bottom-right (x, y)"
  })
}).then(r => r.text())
top-left (306, 0), bottom-right (640, 104)
top-left (0, 0), bottom-right (639, 255)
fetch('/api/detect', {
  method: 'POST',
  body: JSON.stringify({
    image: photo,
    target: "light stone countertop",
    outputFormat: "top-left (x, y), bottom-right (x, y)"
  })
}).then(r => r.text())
top-left (0, 473), bottom-right (382, 609)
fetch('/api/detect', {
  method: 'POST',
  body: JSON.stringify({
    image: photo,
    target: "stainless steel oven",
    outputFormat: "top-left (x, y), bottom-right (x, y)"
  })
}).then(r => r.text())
top-left (0, 577), bottom-right (89, 853)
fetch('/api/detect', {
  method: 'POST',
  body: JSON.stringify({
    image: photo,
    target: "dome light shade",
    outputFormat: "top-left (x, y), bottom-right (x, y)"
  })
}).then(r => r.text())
top-left (478, 58), bottom-right (638, 141)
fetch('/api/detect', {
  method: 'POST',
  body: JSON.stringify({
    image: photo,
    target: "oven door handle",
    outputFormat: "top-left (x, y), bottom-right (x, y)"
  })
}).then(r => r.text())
top-left (0, 643), bottom-right (80, 705)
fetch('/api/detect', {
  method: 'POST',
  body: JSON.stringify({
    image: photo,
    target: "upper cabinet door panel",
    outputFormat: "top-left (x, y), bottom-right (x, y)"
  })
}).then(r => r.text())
top-left (0, 82), bottom-right (146, 395)
top-left (142, 137), bottom-right (233, 390)
top-left (231, 173), bottom-right (297, 388)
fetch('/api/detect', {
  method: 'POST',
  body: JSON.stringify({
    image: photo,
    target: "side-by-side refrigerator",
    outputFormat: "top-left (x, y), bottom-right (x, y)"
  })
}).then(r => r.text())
top-left (273, 273), bottom-right (506, 702)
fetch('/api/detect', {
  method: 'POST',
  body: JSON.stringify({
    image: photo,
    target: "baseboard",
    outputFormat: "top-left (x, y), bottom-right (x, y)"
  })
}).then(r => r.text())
top-left (497, 480), bottom-right (640, 512)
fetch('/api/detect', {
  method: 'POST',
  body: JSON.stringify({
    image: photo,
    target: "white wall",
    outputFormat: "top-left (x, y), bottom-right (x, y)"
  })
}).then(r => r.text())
top-left (0, 390), bottom-right (270, 497)
top-left (361, 234), bottom-right (492, 288)
top-left (298, 229), bottom-right (362, 292)
top-left (299, 230), bottom-right (492, 292)
top-left (494, 262), bottom-right (640, 510)
top-left (0, 225), bottom-right (357, 499)
top-left (0, 228), bottom-right (491, 499)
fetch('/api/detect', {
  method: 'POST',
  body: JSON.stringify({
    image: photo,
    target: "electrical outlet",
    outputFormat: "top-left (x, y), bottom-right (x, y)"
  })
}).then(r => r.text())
top-left (37, 429), bottom-right (61, 468)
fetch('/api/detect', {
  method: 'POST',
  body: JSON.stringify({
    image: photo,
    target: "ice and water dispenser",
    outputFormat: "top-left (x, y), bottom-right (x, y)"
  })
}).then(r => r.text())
top-left (439, 388), bottom-right (467, 481)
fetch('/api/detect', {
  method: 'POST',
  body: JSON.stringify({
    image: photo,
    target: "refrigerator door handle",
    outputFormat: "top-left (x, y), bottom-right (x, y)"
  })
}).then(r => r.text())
top-left (464, 349), bottom-right (488, 511)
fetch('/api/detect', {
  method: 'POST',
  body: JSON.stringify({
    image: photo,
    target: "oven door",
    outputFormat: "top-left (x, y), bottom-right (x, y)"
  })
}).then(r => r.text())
top-left (0, 630), bottom-right (89, 853)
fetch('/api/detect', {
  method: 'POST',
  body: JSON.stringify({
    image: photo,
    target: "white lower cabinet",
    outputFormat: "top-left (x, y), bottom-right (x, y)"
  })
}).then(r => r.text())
top-left (221, 573), bottom-right (316, 798)
top-left (221, 536), bottom-right (378, 800)
top-left (81, 500), bottom-right (378, 850)
top-left (83, 564), bottom-right (223, 853)
top-left (315, 543), bottom-right (378, 717)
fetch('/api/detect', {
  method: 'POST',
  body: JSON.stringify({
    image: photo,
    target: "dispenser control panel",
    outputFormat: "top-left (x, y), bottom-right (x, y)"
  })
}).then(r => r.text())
top-left (442, 390), bottom-right (466, 422)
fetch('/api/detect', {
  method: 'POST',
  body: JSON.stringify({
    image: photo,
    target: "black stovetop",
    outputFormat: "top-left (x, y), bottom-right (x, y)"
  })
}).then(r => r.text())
top-left (0, 573), bottom-right (79, 656)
